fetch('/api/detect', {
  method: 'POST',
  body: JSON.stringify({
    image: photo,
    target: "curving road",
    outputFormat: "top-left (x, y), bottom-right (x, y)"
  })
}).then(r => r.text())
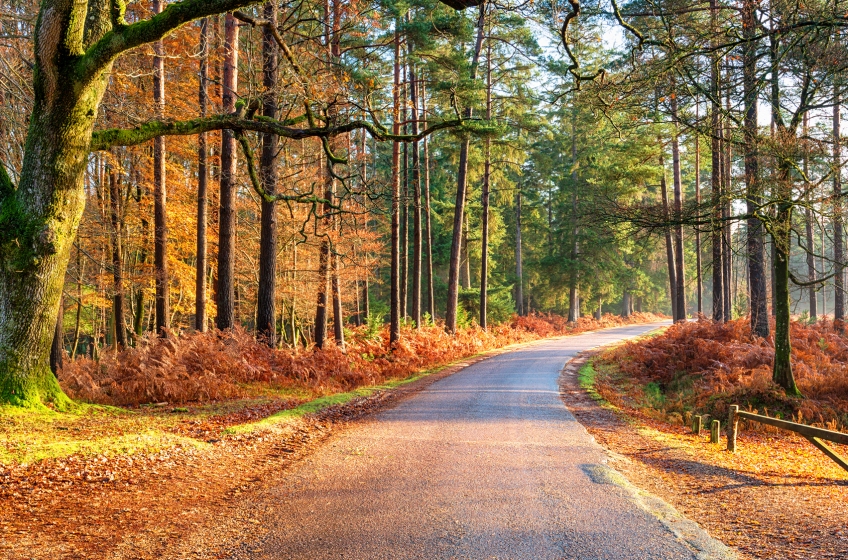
top-left (231, 323), bottom-right (719, 560)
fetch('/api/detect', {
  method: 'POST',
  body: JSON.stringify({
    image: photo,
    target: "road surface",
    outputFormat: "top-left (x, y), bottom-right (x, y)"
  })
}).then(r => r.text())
top-left (231, 323), bottom-right (724, 560)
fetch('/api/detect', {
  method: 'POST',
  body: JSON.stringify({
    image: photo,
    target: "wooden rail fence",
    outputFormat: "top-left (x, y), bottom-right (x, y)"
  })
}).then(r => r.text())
top-left (724, 405), bottom-right (848, 473)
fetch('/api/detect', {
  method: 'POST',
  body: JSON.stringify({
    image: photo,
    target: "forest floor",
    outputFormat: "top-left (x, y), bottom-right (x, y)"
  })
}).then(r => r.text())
top-left (1, 315), bottom-right (663, 560)
top-left (1, 347), bottom-right (518, 559)
top-left (562, 349), bottom-right (848, 560)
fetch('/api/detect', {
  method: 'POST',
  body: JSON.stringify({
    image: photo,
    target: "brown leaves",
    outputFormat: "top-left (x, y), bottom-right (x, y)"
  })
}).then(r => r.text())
top-left (599, 317), bottom-right (848, 429)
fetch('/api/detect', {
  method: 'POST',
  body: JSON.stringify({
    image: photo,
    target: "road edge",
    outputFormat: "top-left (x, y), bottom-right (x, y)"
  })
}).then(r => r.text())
top-left (560, 350), bottom-right (737, 560)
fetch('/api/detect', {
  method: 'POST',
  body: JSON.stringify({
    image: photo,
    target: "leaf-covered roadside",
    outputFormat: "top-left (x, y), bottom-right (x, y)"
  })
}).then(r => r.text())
top-left (0, 314), bottom-right (662, 559)
top-left (565, 346), bottom-right (848, 560)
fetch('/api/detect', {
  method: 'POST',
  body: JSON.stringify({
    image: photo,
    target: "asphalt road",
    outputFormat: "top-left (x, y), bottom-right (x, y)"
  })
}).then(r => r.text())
top-left (232, 323), bottom-right (713, 560)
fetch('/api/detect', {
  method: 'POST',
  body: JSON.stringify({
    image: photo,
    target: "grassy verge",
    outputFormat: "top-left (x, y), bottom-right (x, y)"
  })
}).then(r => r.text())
top-left (0, 349), bottom-right (491, 464)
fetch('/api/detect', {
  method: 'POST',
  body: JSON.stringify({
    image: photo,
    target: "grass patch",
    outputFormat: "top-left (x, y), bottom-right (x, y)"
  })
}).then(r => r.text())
top-left (0, 404), bottom-right (209, 465)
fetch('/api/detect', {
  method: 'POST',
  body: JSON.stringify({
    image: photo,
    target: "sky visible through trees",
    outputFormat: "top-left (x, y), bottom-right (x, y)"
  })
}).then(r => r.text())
top-left (1, 0), bottom-right (847, 406)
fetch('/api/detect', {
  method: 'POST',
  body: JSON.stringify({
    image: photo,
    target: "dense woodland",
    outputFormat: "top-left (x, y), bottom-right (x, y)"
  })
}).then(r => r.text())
top-left (0, 0), bottom-right (847, 407)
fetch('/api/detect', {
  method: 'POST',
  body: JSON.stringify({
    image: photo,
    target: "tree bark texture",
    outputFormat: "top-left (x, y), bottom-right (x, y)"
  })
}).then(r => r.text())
top-left (257, 1), bottom-right (279, 345)
top-left (445, 3), bottom-right (486, 333)
top-left (710, 0), bottom-right (725, 322)
top-left (389, 24), bottom-right (402, 346)
top-left (109, 162), bottom-right (126, 348)
top-left (196, 17), bottom-right (210, 332)
top-left (480, 39), bottom-right (492, 330)
top-left (670, 91), bottom-right (686, 321)
top-left (153, 0), bottom-right (169, 336)
top-left (410, 64), bottom-right (422, 329)
top-left (216, 12), bottom-right (239, 331)
top-left (834, 93), bottom-right (844, 325)
top-left (660, 159), bottom-right (678, 320)
top-left (743, 0), bottom-right (769, 336)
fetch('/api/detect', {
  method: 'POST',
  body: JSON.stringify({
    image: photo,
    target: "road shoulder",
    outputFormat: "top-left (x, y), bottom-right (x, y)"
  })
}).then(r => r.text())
top-left (560, 352), bottom-right (738, 560)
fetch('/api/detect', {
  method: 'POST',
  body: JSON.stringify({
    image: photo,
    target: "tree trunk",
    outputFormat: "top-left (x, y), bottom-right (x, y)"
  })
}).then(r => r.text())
top-left (671, 90), bottom-right (686, 322)
top-left (568, 100), bottom-right (580, 323)
top-left (390, 23), bottom-right (402, 346)
top-left (515, 190), bottom-right (524, 316)
top-left (109, 161), bottom-right (127, 348)
top-left (0, 6), bottom-right (118, 405)
top-left (332, 251), bottom-right (344, 347)
top-left (743, 0), bottom-right (768, 337)
top-left (480, 40), bottom-right (492, 331)
top-left (622, 292), bottom-right (631, 318)
top-left (834, 92), bottom-right (844, 326)
top-left (723, 78), bottom-right (733, 321)
top-left (773, 175), bottom-right (800, 395)
top-left (410, 63), bottom-right (422, 329)
top-left (50, 296), bottom-right (64, 376)
top-left (422, 83), bottom-right (436, 321)
top-left (196, 18), bottom-right (210, 332)
top-left (803, 113), bottom-right (817, 320)
top-left (257, 1), bottom-right (279, 345)
top-left (661, 157), bottom-right (678, 320)
top-left (445, 3), bottom-right (486, 333)
top-left (695, 102), bottom-right (703, 315)
top-left (217, 13), bottom-right (239, 331)
top-left (153, 0), bottom-right (169, 336)
top-left (710, 0), bottom-right (724, 322)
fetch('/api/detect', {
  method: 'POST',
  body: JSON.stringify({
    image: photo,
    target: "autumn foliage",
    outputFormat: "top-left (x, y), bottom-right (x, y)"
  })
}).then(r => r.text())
top-left (600, 317), bottom-right (848, 429)
top-left (59, 313), bottom-right (663, 407)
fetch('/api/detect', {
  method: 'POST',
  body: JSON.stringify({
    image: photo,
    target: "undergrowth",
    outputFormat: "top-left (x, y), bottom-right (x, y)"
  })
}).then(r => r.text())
top-left (59, 312), bottom-right (664, 407)
top-left (597, 317), bottom-right (848, 431)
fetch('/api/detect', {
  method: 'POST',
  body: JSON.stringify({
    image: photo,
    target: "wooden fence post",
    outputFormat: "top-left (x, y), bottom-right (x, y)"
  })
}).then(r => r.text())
top-left (727, 405), bottom-right (738, 452)
top-left (692, 415), bottom-right (702, 435)
top-left (710, 420), bottom-right (720, 444)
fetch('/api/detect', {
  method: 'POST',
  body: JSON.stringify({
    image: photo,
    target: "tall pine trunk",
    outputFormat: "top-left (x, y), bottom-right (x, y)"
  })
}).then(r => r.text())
top-left (422, 83), bottom-right (436, 321)
top-left (803, 113), bottom-right (817, 320)
top-left (445, 4), bottom-right (486, 333)
top-left (694, 102), bottom-right (703, 314)
top-left (196, 18), bottom-right (210, 332)
top-left (833, 92), bottom-right (844, 326)
top-left (743, 0), bottom-right (768, 337)
top-left (153, 0), bottom-right (169, 336)
top-left (109, 161), bottom-right (126, 348)
top-left (515, 190), bottom-right (524, 316)
top-left (216, 13), bottom-right (239, 330)
top-left (710, 0), bottom-right (725, 322)
top-left (671, 90), bottom-right (686, 321)
top-left (257, 1), bottom-right (279, 345)
top-left (661, 157), bottom-right (678, 320)
top-left (410, 63), bottom-right (423, 329)
top-left (480, 39), bottom-right (492, 330)
top-left (389, 23), bottom-right (402, 345)
top-left (568, 100), bottom-right (580, 322)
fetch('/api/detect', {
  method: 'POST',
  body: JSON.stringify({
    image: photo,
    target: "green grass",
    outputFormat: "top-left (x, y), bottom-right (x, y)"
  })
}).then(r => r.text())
top-left (224, 367), bottom-right (444, 435)
top-left (0, 340), bottom-right (508, 464)
top-left (0, 404), bottom-right (210, 465)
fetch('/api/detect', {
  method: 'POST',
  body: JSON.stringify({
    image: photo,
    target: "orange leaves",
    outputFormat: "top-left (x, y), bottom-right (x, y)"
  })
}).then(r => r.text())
top-left (601, 317), bottom-right (848, 430)
top-left (59, 312), bottom-right (665, 407)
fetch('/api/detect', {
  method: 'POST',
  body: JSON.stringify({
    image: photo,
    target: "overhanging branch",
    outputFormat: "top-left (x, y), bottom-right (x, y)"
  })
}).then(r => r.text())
top-left (90, 113), bottom-right (466, 152)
